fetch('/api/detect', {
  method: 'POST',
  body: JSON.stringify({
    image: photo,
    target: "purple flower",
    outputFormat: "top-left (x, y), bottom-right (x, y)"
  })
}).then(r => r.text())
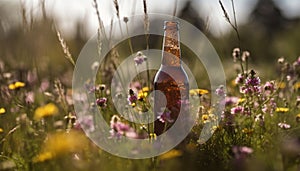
top-left (157, 110), bottom-right (174, 123)
top-left (235, 74), bottom-right (244, 85)
top-left (278, 122), bottom-right (291, 129)
top-left (264, 81), bottom-right (274, 91)
top-left (77, 115), bottom-right (95, 133)
top-left (215, 85), bottom-right (225, 96)
top-left (232, 146), bottom-right (253, 159)
top-left (245, 76), bottom-right (261, 86)
top-left (134, 51), bottom-right (147, 65)
top-left (96, 97), bottom-right (107, 107)
top-left (109, 115), bottom-right (137, 139)
top-left (231, 106), bottom-right (244, 115)
top-left (225, 96), bottom-right (239, 106)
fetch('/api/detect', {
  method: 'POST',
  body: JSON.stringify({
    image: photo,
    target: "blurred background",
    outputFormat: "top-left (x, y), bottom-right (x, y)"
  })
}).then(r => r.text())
top-left (0, 0), bottom-right (300, 81)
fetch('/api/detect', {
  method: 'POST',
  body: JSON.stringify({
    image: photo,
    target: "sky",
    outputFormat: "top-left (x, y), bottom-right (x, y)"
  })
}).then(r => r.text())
top-left (2, 0), bottom-right (300, 37)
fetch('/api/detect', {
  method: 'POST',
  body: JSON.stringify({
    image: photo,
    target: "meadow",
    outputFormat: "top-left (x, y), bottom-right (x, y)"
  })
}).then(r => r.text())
top-left (0, 0), bottom-right (300, 170)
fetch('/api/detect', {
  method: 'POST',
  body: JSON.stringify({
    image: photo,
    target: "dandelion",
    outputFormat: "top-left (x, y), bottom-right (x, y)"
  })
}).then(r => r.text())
top-left (8, 81), bottom-right (25, 90)
top-left (276, 107), bottom-right (289, 113)
top-left (0, 128), bottom-right (3, 133)
top-left (134, 51), bottom-right (147, 65)
top-left (34, 103), bottom-right (59, 121)
top-left (189, 89), bottom-right (209, 96)
top-left (96, 97), bottom-right (107, 107)
top-left (278, 122), bottom-right (291, 129)
top-left (293, 82), bottom-right (300, 90)
top-left (0, 107), bottom-right (5, 114)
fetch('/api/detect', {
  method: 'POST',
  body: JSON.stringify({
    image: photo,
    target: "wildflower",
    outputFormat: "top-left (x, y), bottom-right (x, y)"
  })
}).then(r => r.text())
top-left (0, 128), bottom-right (3, 133)
top-left (8, 81), bottom-right (25, 90)
top-left (201, 114), bottom-right (209, 123)
top-left (278, 122), bottom-right (291, 129)
top-left (189, 89), bottom-right (209, 96)
top-left (231, 106), bottom-right (244, 115)
top-left (241, 51), bottom-right (250, 61)
top-left (96, 97), bottom-right (107, 107)
top-left (159, 149), bottom-right (182, 160)
top-left (235, 74), bottom-right (244, 85)
top-left (34, 103), bottom-right (59, 121)
top-left (232, 48), bottom-right (240, 62)
top-left (33, 131), bottom-right (88, 163)
top-left (157, 110), bottom-right (174, 123)
top-left (293, 82), bottom-right (300, 90)
top-left (25, 91), bottom-right (35, 104)
top-left (277, 57), bottom-right (285, 64)
top-left (0, 108), bottom-right (5, 114)
top-left (138, 87), bottom-right (150, 100)
top-left (296, 114), bottom-right (300, 122)
top-left (76, 115), bottom-right (95, 133)
top-left (276, 107), bottom-right (289, 113)
top-left (110, 115), bottom-right (137, 139)
top-left (237, 98), bottom-right (246, 104)
top-left (264, 81), bottom-right (275, 91)
top-left (245, 71), bottom-right (260, 86)
top-left (232, 146), bottom-right (253, 159)
top-left (225, 96), bottom-right (239, 106)
top-left (215, 85), bottom-right (225, 96)
top-left (242, 128), bottom-right (253, 135)
top-left (128, 89), bottom-right (138, 107)
top-left (134, 51), bottom-right (147, 65)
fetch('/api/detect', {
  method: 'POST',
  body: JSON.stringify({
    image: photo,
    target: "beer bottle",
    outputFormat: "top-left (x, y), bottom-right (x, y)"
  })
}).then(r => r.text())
top-left (153, 21), bottom-right (189, 135)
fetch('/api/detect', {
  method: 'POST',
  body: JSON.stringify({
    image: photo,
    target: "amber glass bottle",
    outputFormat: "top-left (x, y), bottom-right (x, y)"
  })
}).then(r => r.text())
top-left (153, 21), bottom-right (189, 135)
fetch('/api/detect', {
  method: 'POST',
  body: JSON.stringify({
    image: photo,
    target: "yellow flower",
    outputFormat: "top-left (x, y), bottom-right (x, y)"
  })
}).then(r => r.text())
top-left (276, 82), bottom-right (286, 89)
top-left (34, 103), bottom-right (59, 121)
top-left (242, 128), bottom-right (253, 135)
top-left (294, 82), bottom-right (300, 90)
top-left (138, 87), bottom-right (150, 99)
top-left (189, 89), bottom-right (209, 96)
top-left (8, 81), bottom-right (26, 90)
top-left (0, 128), bottom-right (3, 133)
top-left (275, 107), bottom-right (289, 113)
top-left (296, 114), bottom-right (300, 122)
top-left (237, 98), bottom-right (246, 104)
top-left (0, 108), bottom-right (5, 114)
top-left (201, 114), bottom-right (209, 123)
top-left (159, 149), bottom-right (182, 160)
top-left (33, 131), bottom-right (88, 163)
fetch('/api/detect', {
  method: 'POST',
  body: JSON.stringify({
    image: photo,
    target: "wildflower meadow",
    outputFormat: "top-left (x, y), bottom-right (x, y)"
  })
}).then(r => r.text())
top-left (0, 0), bottom-right (300, 171)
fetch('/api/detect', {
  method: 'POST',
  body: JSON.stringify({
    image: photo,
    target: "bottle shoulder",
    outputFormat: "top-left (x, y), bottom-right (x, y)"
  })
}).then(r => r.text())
top-left (154, 65), bottom-right (189, 83)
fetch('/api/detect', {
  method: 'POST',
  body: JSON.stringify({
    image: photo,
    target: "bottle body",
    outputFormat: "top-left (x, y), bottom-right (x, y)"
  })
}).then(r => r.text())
top-left (153, 21), bottom-right (189, 135)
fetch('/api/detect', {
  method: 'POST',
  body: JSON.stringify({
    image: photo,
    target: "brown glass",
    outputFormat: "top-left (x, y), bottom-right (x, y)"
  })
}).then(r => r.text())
top-left (153, 21), bottom-right (189, 135)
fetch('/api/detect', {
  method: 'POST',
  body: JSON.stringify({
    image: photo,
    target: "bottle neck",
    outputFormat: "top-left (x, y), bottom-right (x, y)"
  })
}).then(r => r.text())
top-left (162, 21), bottom-right (181, 67)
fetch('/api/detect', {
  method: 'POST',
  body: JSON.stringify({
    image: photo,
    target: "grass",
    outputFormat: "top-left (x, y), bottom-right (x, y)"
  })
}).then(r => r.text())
top-left (0, 0), bottom-right (300, 171)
